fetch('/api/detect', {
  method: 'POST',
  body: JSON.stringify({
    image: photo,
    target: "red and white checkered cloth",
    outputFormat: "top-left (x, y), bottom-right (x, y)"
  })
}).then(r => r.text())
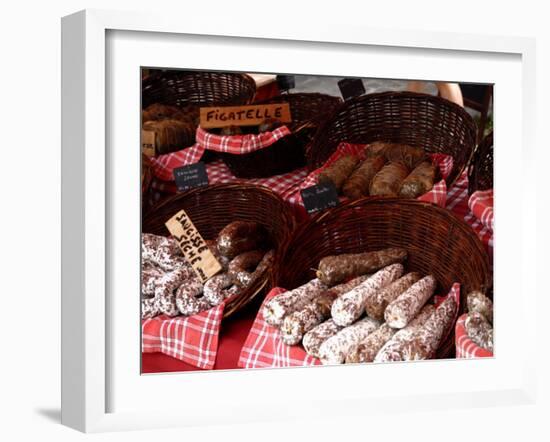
top-left (455, 313), bottom-right (493, 358)
top-left (286, 143), bottom-right (452, 215)
top-left (142, 297), bottom-right (233, 370)
top-left (238, 283), bottom-right (460, 369)
top-left (446, 173), bottom-right (493, 260)
top-left (151, 126), bottom-right (292, 181)
top-left (468, 190), bottom-right (494, 232)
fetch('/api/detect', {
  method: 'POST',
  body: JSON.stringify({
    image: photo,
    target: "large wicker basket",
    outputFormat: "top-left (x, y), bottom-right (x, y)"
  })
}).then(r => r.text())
top-left (307, 91), bottom-right (477, 187)
top-left (142, 71), bottom-right (256, 156)
top-left (468, 131), bottom-right (493, 195)
top-left (273, 198), bottom-right (491, 358)
top-left (217, 93), bottom-right (343, 178)
top-left (142, 183), bottom-right (295, 318)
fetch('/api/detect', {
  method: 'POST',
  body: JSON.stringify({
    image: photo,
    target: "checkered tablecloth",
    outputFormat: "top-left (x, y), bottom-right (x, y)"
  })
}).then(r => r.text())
top-left (148, 158), bottom-right (308, 207)
top-left (286, 143), bottom-right (452, 216)
top-left (238, 283), bottom-right (461, 369)
top-left (142, 297), bottom-right (232, 370)
top-left (455, 313), bottom-right (493, 358)
top-left (150, 126), bottom-right (292, 181)
top-left (468, 190), bottom-right (494, 232)
top-left (446, 173), bottom-right (493, 258)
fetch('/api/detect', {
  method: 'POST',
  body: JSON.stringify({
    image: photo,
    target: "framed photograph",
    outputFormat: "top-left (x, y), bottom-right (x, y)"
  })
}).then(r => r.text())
top-left (61, 9), bottom-right (537, 433)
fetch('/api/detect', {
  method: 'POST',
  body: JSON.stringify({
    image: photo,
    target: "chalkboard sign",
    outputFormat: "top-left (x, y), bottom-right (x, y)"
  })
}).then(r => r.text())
top-left (173, 162), bottom-right (209, 192)
top-left (276, 75), bottom-right (296, 91)
top-left (338, 78), bottom-right (366, 101)
top-left (301, 183), bottom-right (340, 214)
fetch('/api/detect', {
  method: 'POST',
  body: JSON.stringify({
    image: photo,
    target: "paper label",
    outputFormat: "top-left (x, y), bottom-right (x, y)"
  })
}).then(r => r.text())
top-left (199, 103), bottom-right (292, 128)
top-left (141, 129), bottom-right (156, 157)
top-left (165, 209), bottom-right (222, 282)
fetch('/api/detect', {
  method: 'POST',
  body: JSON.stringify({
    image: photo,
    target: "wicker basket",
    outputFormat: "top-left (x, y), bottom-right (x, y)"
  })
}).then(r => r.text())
top-left (142, 183), bottom-right (295, 318)
top-left (468, 131), bottom-right (493, 195)
top-left (142, 71), bottom-right (256, 155)
top-left (307, 91), bottom-right (477, 187)
top-left (273, 198), bottom-right (491, 358)
top-left (217, 93), bottom-right (343, 178)
top-left (142, 70), bottom-right (256, 109)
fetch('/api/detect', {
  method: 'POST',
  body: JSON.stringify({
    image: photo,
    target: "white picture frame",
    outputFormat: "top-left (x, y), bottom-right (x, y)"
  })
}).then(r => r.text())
top-left (61, 9), bottom-right (538, 433)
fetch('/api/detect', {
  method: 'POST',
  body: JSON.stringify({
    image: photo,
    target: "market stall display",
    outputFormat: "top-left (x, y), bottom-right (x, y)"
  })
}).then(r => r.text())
top-left (139, 72), bottom-right (494, 374)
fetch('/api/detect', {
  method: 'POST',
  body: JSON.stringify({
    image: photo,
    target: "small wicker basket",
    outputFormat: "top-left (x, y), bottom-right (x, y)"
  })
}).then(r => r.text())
top-left (273, 198), bottom-right (491, 358)
top-left (142, 183), bottom-right (295, 318)
top-left (307, 91), bottom-right (477, 187)
top-left (468, 131), bottom-right (493, 195)
top-left (216, 93), bottom-right (343, 178)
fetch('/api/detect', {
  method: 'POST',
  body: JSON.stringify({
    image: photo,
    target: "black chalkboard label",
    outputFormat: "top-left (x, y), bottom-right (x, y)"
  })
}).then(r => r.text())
top-left (338, 78), bottom-right (366, 101)
top-left (276, 75), bottom-right (296, 91)
top-left (173, 162), bottom-right (209, 192)
top-left (301, 183), bottom-right (340, 214)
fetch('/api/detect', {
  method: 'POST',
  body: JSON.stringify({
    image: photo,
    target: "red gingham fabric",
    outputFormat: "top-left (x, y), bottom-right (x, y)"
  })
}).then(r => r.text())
top-left (142, 297), bottom-right (233, 370)
top-left (468, 190), bottom-right (494, 231)
top-left (151, 126), bottom-right (292, 181)
top-left (446, 172), bottom-right (493, 260)
top-left (238, 288), bottom-right (322, 368)
top-left (285, 143), bottom-right (451, 214)
top-left (455, 313), bottom-right (493, 358)
top-left (238, 283), bottom-right (460, 369)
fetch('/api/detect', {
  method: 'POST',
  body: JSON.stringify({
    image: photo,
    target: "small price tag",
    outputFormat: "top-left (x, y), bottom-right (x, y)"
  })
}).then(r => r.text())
top-left (300, 182), bottom-right (340, 215)
top-left (165, 209), bottom-right (222, 283)
top-left (173, 162), bottom-right (209, 192)
top-left (338, 78), bottom-right (366, 101)
top-left (276, 75), bottom-right (296, 91)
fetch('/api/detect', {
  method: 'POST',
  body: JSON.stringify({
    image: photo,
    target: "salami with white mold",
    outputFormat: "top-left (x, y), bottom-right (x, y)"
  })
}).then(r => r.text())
top-left (384, 275), bottom-right (437, 328)
top-left (365, 272), bottom-right (421, 321)
top-left (318, 317), bottom-right (381, 365)
top-left (374, 304), bottom-right (435, 362)
top-left (302, 319), bottom-right (344, 358)
top-left (262, 278), bottom-right (328, 327)
top-left (331, 264), bottom-right (404, 326)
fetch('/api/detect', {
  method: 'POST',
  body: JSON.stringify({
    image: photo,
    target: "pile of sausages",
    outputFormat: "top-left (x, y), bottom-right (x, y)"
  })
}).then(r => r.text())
top-left (464, 291), bottom-right (493, 352)
top-left (262, 247), bottom-right (458, 365)
top-left (141, 220), bottom-right (274, 320)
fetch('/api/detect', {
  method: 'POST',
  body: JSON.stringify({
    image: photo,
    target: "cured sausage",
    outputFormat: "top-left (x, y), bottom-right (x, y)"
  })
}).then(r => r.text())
top-left (203, 273), bottom-right (234, 306)
top-left (262, 279), bottom-right (328, 327)
top-left (342, 155), bottom-right (386, 199)
top-left (374, 304), bottom-right (435, 362)
top-left (302, 319), bottom-right (344, 358)
top-left (316, 248), bottom-right (407, 286)
top-left (369, 162), bottom-right (409, 197)
top-left (216, 221), bottom-right (266, 258)
top-left (467, 291), bottom-right (493, 324)
top-left (384, 275), bottom-right (437, 329)
top-left (318, 317), bottom-right (381, 365)
top-left (318, 155), bottom-right (360, 191)
top-left (345, 324), bottom-right (396, 364)
top-left (399, 161), bottom-right (436, 198)
top-left (364, 272), bottom-right (421, 321)
top-left (331, 264), bottom-right (404, 326)
top-left (465, 311), bottom-right (493, 352)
